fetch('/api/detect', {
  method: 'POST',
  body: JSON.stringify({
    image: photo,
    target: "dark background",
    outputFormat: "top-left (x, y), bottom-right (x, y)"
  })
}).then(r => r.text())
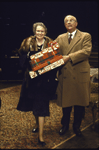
top-left (0, 1), bottom-right (98, 80)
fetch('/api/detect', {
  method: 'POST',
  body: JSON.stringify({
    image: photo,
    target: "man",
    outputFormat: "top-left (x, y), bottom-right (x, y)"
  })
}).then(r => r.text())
top-left (55, 15), bottom-right (92, 136)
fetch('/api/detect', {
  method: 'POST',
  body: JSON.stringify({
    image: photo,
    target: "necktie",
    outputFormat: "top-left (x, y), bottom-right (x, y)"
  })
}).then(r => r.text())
top-left (69, 34), bottom-right (72, 44)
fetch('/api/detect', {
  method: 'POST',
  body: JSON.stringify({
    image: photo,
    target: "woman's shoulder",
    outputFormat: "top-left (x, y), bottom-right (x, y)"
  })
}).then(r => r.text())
top-left (18, 36), bottom-right (35, 54)
top-left (25, 35), bottom-right (35, 43)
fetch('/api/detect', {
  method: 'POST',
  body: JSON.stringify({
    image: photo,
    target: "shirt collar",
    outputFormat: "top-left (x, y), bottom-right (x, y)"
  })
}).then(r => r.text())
top-left (68, 30), bottom-right (77, 39)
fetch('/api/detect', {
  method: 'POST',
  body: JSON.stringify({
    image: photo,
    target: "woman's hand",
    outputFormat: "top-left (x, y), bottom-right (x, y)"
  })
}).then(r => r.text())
top-left (63, 55), bottom-right (70, 63)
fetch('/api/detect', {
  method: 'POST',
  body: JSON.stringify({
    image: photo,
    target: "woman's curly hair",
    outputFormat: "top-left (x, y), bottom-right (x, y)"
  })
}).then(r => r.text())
top-left (33, 22), bottom-right (47, 35)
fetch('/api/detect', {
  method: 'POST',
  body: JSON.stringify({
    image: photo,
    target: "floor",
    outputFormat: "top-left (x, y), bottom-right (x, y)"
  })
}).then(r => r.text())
top-left (0, 80), bottom-right (99, 149)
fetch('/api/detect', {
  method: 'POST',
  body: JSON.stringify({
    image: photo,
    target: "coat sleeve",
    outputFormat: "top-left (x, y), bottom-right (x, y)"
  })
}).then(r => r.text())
top-left (68, 33), bottom-right (92, 64)
top-left (18, 37), bottom-right (33, 70)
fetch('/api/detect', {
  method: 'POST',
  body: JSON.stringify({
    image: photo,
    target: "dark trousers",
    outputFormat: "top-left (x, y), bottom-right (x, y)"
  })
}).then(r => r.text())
top-left (61, 106), bottom-right (85, 130)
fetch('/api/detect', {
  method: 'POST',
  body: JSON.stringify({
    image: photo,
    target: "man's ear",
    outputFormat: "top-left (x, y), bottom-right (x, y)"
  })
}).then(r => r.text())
top-left (64, 23), bottom-right (66, 28)
top-left (76, 22), bottom-right (78, 27)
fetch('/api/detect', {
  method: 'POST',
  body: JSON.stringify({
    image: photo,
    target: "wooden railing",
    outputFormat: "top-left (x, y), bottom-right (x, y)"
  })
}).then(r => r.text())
top-left (89, 52), bottom-right (98, 68)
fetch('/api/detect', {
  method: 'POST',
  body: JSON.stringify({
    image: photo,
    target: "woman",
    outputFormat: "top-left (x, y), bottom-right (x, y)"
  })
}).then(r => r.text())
top-left (17, 22), bottom-right (56, 146)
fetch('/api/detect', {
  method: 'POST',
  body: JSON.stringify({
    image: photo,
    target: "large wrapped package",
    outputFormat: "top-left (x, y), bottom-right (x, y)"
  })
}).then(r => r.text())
top-left (29, 41), bottom-right (64, 78)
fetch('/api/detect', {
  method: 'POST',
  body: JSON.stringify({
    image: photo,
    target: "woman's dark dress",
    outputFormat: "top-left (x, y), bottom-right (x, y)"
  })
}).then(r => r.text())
top-left (17, 38), bottom-right (56, 116)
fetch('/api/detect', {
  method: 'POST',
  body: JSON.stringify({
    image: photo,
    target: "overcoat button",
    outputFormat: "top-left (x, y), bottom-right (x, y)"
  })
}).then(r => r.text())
top-left (63, 77), bottom-right (66, 79)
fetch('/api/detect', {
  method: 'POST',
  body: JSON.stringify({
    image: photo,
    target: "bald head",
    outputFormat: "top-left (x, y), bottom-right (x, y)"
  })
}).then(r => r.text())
top-left (64, 15), bottom-right (77, 24)
top-left (64, 15), bottom-right (78, 33)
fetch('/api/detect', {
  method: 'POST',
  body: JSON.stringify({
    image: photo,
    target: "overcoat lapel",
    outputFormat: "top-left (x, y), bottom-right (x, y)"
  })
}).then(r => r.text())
top-left (67, 29), bottom-right (81, 55)
top-left (61, 33), bottom-right (69, 55)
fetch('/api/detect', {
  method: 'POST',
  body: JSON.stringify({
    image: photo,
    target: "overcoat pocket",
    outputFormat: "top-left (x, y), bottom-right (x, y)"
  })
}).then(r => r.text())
top-left (78, 67), bottom-right (90, 82)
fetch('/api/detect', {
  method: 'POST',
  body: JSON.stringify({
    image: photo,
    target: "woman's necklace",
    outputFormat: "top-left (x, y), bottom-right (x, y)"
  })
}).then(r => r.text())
top-left (36, 38), bottom-right (45, 51)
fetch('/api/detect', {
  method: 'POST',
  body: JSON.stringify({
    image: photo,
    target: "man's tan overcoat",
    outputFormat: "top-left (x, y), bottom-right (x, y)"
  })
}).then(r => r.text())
top-left (56, 29), bottom-right (92, 107)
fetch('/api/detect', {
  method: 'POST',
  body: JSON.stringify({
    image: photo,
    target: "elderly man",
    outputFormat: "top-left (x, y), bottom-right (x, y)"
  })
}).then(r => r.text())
top-left (55, 15), bottom-right (92, 136)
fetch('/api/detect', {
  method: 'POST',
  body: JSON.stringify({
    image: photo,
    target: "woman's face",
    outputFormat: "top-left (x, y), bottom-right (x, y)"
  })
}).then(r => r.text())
top-left (36, 25), bottom-right (45, 40)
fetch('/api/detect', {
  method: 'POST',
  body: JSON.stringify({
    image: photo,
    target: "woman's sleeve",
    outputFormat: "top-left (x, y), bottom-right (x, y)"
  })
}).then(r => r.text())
top-left (18, 38), bottom-right (29, 70)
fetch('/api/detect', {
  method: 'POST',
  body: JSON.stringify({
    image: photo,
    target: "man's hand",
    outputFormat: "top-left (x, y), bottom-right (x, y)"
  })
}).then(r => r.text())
top-left (63, 55), bottom-right (70, 63)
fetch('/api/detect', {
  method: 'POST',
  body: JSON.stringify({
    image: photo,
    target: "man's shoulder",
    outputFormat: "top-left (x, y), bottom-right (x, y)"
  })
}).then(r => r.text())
top-left (57, 33), bottom-right (67, 39)
top-left (77, 29), bottom-right (91, 37)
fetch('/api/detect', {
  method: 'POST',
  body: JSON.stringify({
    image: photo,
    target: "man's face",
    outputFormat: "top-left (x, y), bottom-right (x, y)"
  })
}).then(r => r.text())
top-left (36, 25), bottom-right (45, 40)
top-left (64, 16), bottom-right (78, 33)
